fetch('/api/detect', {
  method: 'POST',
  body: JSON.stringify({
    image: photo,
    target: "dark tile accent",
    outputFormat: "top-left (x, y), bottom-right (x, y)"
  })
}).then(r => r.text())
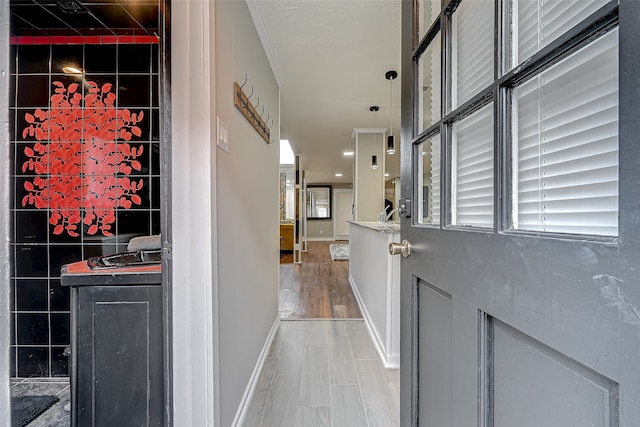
top-left (85, 45), bottom-right (117, 74)
top-left (118, 44), bottom-right (152, 73)
top-left (10, 348), bottom-right (16, 377)
top-left (11, 314), bottom-right (15, 345)
top-left (152, 75), bottom-right (159, 108)
top-left (50, 314), bottom-right (70, 346)
top-left (15, 108), bottom-right (41, 142)
top-left (49, 279), bottom-right (70, 312)
top-left (117, 210), bottom-right (151, 236)
top-left (17, 313), bottom-right (49, 345)
top-left (51, 347), bottom-right (70, 377)
top-left (152, 43), bottom-right (159, 74)
top-left (10, 280), bottom-right (16, 312)
top-left (151, 109), bottom-right (159, 141)
top-left (17, 347), bottom-right (49, 377)
top-left (15, 245), bottom-right (49, 277)
top-left (16, 279), bottom-right (49, 311)
top-left (125, 142), bottom-right (151, 175)
top-left (49, 216), bottom-right (83, 243)
top-left (10, 45), bottom-right (17, 75)
top-left (17, 75), bottom-right (50, 107)
top-left (17, 45), bottom-right (50, 74)
top-left (49, 245), bottom-right (83, 277)
top-left (10, 76), bottom-right (16, 108)
top-left (15, 210), bottom-right (49, 243)
top-left (127, 109), bottom-right (151, 141)
top-left (150, 142), bottom-right (160, 174)
top-left (118, 75), bottom-right (150, 108)
top-left (152, 177), bottom-right (160, 209)
top-left (51, 45), bottom-right (83, 75)
top-left (151, 211), bottom-right (161, 235)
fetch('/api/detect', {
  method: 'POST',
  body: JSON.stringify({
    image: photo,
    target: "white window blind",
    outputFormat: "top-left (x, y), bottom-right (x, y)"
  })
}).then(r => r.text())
top-left (453, 104), bottom-right (494, 228)
top-left (419, 32), bottom-right (442, 133)
top-left (419, 134), bottom-right (441, 225)
top-left (418, 0), bottom-right (442, 41)
top-left (516, 0), bottom-right (610, 67)
top-left (514, 28), bottom-right (618, 236)
top-left (453, 0), bottom-right (494, 108)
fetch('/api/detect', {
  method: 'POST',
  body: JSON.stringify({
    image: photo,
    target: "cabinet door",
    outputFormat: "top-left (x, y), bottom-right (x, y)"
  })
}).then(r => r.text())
top-left (76, 285), bottom-right (164, 427)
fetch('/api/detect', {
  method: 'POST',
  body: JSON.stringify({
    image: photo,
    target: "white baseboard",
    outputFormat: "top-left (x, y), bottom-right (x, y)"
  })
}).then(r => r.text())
top-left (348, 276), bottom-right (400, 369)
top-left (231, 316), bottom-right (280, 427)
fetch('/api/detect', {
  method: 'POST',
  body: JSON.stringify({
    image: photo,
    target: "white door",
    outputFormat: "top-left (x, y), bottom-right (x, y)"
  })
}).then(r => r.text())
top-left (399, 1), bottom-right (640, 426)
top-left (334, 189), bottom-right (353, 240)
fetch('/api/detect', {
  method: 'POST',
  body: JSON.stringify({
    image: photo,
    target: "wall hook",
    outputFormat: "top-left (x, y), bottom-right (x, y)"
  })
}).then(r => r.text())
top-left (260, 105), bottom-right (265, 117)
top-left (254, 96), bottom-right (260, 109)
top-left (239, 74), bottom-right (248, 89)
top-left (247, 85), bottom-right (254, 100)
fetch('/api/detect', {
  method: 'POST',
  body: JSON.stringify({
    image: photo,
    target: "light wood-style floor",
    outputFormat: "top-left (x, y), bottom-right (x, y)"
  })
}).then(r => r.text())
top-left (243, 320), bottom-right (400, 427)
top-left (279, 241), bottom-right (363, 319)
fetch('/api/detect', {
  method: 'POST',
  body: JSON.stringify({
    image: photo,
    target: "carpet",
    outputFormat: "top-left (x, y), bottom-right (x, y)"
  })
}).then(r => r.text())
top-left (11, 395), bottom-right (58, 427)
top-left (329, 243), bottom-right (349, 261)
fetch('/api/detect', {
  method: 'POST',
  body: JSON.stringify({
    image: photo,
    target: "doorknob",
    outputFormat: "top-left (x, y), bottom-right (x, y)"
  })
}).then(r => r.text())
top-left (389, 239), bottom-right (411, 258)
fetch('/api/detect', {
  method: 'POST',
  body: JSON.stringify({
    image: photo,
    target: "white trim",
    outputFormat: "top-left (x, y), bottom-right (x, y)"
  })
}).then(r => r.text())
top-left (171, 1), bottom-right (218, 425)
top-left (306, 237), bottom-right (336, 242)
top-left (231, 317), bottom-right (280, 427)
top-left (348, 276), bottom-right (400, 368)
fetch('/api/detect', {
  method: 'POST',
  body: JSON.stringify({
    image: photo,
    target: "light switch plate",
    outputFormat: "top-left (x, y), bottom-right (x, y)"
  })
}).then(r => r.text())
top-left (217, 116), bottom-right (229, 153)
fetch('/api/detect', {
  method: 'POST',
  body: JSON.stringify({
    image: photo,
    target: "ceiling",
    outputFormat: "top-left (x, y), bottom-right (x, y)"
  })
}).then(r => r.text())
top-left (249, 0), bottom-right (402, 184)
top-left (9, 0), bottom-right (402, 185)
top-left (10, 0), bottom-right (159, 37)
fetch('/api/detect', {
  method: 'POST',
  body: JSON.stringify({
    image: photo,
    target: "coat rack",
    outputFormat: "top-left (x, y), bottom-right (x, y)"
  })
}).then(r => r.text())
top-left (234, 76), bottom-right (272, 144)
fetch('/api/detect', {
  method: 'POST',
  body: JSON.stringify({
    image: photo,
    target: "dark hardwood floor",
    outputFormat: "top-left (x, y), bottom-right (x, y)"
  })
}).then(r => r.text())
top-left (279, 241), bottom-right (363, 319)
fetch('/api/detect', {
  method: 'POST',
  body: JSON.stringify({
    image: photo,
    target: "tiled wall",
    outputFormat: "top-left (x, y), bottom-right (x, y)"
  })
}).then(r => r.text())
top-left (9, 42), bottom-right (161, 377)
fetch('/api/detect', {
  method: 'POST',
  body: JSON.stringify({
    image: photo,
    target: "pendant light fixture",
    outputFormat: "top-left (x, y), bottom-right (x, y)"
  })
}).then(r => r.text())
top-left (370, 105), bottom-right (379, 169)
top-left (386, 70), bottom-right (398, 155)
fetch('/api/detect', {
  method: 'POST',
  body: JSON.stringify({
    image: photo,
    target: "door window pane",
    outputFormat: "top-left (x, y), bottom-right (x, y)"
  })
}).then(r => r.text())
top-left (417, 0), bottom-right (441, 42)
top-left (453, 0), bottom-right (494, 109)
top-left (418, 134), bottom-right (441, 225)
top-left (418, 32), bottom-right (442, 133)
top-left (452, 104), bottom-right (494, 228)
top-left (514, 0), bottom-right (610, 69)
top-left (513, 29), bottom-right (618, 236)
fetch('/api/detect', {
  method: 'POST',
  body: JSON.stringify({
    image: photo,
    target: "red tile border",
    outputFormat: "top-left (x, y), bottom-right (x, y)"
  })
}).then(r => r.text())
top-left (10, 35), bottom-right (160, 45)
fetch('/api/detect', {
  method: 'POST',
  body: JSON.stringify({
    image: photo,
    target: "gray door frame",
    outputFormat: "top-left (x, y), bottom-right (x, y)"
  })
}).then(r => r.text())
top-left (0, 0), bottom-right (11, 425)
top-left (399, 0), bottom-right (640, 425)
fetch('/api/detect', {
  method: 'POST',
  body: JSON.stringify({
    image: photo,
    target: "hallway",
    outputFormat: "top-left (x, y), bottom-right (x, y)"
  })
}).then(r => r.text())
top-left (243, 320), bottom-right (400, 427)
top-left (279, 242), bottom-right (362, 319)
top-left (243, 242), bottom-right (399, 426)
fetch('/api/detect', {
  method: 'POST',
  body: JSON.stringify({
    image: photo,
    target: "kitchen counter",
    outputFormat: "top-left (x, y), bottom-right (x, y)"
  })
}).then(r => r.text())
top-left (347, 220), bottom-right (400, 233)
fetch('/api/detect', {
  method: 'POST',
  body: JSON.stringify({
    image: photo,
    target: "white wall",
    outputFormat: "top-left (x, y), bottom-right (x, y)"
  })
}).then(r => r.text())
top-left (215, 1), bottom-right (280, 425)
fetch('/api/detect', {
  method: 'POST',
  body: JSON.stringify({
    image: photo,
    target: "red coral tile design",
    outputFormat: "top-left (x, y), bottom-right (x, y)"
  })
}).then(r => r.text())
top-left (21, 81), bottom-right (145, 237)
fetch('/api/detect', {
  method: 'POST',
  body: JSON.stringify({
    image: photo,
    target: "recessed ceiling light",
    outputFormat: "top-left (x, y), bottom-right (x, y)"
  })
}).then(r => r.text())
top-left (343, 151), bottom-right (354, 156)
top-left (335, 173), bottom-right (343, 177)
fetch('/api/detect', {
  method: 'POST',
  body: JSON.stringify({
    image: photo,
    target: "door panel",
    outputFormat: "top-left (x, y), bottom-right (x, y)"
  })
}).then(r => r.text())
top-left (491, 317), bottom-right (618, 427)
top-left (417, 280), bottom-right (451, 427)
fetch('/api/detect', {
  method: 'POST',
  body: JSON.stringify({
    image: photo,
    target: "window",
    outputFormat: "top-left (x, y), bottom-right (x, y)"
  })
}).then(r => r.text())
top-left (514, 0), bottom-right (611, 69)
top-left (418, 32), bottom-right (442, 134)
top-left (453, 0), bottom-right (494, 109)
top-left (452, 104), bottom-right (494, 228)
top-left (513, 28), bottom-right (619, 236)
top-left (410, 0), bottom-right (619, 237)
top-left (418, 134), bottom-right (441, 225)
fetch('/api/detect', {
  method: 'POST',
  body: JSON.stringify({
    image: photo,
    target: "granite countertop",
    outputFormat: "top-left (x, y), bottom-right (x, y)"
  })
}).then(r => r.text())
top-left (347, 220), bottom-right (400, 234)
